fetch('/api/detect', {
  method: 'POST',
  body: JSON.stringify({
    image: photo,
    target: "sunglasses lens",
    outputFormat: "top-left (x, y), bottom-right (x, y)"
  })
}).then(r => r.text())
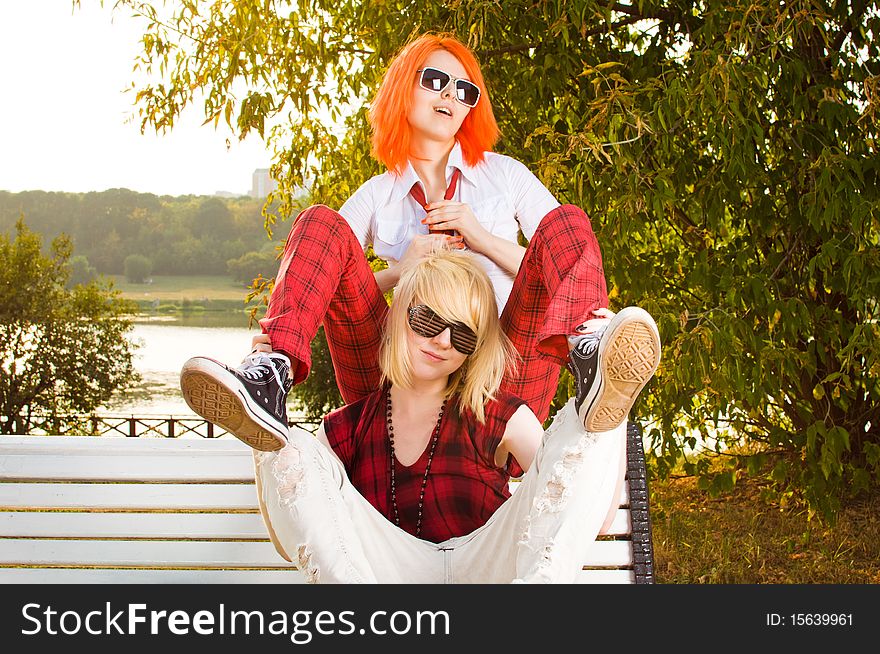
top-left (451, 328), bottom-right (477, 355)
top-left (455, 81), bottom-right (480, 107)
top-left (421, 68), bottom-right (451, 92)
top-left (408, 305), bottom-right (477, 355)
top-left (408, 305), bottom-right (444, 338)
top-left (420, 68), bottom-right (480, 108)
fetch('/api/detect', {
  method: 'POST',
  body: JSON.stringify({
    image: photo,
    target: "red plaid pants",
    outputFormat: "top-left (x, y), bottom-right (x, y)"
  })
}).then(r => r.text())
top-left (499, 204), bottom-right (608, 421)
top-left (259, 204), bottom-right (607, 422)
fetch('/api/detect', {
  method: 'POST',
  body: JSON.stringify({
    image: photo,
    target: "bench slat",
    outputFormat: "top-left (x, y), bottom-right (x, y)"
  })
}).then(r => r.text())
top-left (0, 481), bottom-right (627, 508)
top-left (576, 569), bottom-right (635, 584)
top-left (0, 539), bottom-right (297, 568)
top-left (2, 437), bottom-right (631, 505)
top-left (510, 478), bottom-right (629, 507)
top-left (0, 448), bottom-right (255, 483)
top-left (0, 568), bottom-right (303, 584)
top-left (0, 511), bottom-right (271, 539)
top-left (582, 540), bottom-right (633, 567)
top-left (602, 509), bottom-right (630, 536)
top-left (0, 483), bottom-right (259, 511)
top-left (0, 509), bottom-right (633, 540)
top-left (0, 435), bottom-right (251, 453)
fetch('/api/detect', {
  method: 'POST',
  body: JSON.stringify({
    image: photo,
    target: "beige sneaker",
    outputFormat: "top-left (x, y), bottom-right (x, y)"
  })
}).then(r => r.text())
top-left (569, 307), bottom-right (661, 432)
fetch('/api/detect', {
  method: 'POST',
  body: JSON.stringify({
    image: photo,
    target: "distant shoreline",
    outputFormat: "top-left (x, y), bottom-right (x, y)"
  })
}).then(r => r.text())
top-left (108, 274), bottom-right (263, 314)
top-left (109, 273), bottom-right (252, 302)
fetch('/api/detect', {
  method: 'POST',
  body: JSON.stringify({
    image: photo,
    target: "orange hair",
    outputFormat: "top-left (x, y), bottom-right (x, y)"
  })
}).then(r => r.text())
top-left (369, 34), bottom-right (500, 174)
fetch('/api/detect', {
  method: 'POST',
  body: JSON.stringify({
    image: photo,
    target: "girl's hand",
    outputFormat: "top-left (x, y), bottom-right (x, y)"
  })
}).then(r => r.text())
top-left (577, 307), bottom-right (616, 334)
top-left (397, 232), bottom-right (461, 275)
top-left (251, 333), bottom-right (273, 353)
top-left (422, 201), bottom-right (489, 253)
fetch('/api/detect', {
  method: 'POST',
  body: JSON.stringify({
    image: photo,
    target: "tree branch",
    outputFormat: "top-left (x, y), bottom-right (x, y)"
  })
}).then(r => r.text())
top-left (479, 16), bottom-right (646, 58)
top-left (830, 0), bottom-right (872, 53)
top-left (770, 232), bottom-right (802, 280)
top-left (609, 2), bottom-right (657, 18)
top-left (608, 2), bottom-right (677, 21)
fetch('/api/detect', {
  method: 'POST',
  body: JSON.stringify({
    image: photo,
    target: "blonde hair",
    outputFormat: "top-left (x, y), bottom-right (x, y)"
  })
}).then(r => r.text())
top-left (379, 250), bottom-right (517, 423)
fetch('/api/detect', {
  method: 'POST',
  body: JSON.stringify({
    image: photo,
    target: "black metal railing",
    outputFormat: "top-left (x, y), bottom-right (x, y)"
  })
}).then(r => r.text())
top-left (0, 414), bottom-right (320, 438)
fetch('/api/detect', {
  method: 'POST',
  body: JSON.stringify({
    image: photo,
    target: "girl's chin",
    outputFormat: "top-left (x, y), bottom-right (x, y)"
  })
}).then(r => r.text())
top-left (411, 364), bottom-right (460, 383)
top-left (410, 122), bottom-right (460, 142)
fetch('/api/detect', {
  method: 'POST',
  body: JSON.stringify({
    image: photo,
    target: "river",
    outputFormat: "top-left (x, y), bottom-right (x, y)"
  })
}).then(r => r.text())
top-left (101, 311), bottom-right (263, 417)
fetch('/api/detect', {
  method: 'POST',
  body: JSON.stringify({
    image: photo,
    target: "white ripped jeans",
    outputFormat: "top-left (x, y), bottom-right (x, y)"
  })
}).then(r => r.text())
top-left (253, 399), bottom-right (627, 583)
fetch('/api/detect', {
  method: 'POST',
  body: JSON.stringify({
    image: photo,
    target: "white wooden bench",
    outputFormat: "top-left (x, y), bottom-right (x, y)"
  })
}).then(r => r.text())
top-left (0, 423), bottom-right (654, 583)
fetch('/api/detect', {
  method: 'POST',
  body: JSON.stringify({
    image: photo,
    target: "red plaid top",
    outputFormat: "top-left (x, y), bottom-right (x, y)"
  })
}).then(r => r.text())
top-left (323, 385), bottom-right (527, 543)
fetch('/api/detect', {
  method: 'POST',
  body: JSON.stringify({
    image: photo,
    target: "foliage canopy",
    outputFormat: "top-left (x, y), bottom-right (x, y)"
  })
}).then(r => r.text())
top-left (124, 253), bottom-right (153, 283)
top-left (0, 189), bottom-right (290, 277)
top-left (98, 0), bottom-right (880, 517)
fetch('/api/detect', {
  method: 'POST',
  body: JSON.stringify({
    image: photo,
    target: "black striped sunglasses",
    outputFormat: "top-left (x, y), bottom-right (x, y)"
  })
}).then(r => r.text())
top-left (407, 305), bottom-right (478, 355)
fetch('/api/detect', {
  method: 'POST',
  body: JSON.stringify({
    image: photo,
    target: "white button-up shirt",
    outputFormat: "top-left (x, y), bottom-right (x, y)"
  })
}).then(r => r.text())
top-left (339, 141), bottom-right (559, 312)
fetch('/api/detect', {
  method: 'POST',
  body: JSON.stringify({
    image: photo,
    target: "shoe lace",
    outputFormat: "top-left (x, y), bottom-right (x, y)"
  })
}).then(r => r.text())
top-left (240, 353), bottom-right (286, 390)
top-left (573, 328), bottom-right (603, 357)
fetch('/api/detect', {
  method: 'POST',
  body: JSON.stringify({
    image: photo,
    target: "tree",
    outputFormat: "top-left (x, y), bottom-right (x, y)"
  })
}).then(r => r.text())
top-left (101, 0), bottom-right (880, 517)
top-left (66, 254), bottom-right (98, 288)
top-left (227, 249), bottom-right (278, 285)
top-left (288, 326), bottom-right (345, 421)
top-left (192, 197), bottom-right (237, 241)
top-left (0, 218), bottom-right (138, 434)
top-left (124, 253), bottom-right (153, 283)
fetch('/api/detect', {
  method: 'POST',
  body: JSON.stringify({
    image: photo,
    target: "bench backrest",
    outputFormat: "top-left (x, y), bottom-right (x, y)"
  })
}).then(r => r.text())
top-left (0, 424), bottom-right (653, 583)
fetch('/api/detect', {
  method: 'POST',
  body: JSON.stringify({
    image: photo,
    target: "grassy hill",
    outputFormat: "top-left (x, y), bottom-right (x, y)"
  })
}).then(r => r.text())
top-left (109, 274), bottom-right (253, 311)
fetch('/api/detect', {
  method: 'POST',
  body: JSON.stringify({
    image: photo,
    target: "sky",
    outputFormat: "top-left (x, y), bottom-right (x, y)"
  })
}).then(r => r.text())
top-left (0, 2), bottom-right (272, 197)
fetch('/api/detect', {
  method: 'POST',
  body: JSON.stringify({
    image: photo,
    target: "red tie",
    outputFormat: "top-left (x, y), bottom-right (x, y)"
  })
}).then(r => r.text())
top-left (410, 168), bottom-right (461, 236)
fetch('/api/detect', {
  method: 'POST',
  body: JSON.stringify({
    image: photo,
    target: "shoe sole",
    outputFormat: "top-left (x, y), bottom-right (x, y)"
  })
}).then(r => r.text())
top-left (580, 307), bottom-right (661, 433)
top-left (179, 358), bottom-right (288, 452)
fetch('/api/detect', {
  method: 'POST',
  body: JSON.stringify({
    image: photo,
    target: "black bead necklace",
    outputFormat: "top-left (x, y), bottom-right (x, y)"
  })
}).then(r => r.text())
top-left (386, 390), bottom-right (445, 539)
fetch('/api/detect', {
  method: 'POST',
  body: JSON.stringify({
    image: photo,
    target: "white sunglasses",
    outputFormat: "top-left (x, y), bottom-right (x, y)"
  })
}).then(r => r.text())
top-left (416, 67), bottom-right (481, 108)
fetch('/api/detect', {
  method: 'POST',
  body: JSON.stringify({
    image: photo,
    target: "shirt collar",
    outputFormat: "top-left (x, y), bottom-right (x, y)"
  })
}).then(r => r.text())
top-left (390, 162), bottom-right (422, 204)
top-left (446, 140), bottom-right (477, 186)
top-left (389, 141), bottom-right (477, 204)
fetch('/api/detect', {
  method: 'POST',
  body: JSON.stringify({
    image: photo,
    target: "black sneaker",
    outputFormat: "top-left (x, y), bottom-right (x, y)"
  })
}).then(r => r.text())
top-left (569, 306), bottom-right (661, 433)
top-left (180, 352), bottom-right (293, 451)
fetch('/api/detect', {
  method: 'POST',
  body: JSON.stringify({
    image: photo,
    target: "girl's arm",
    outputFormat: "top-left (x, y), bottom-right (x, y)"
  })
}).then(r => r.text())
top-left (315, 422), bottom-right (347, 467)
top-left (338, 178), bottom-right (389, 289)
top-left (505, 158), bottom-right (560, 241)
top-left (473, 232), bottom-right (526, 276)
top-left (374, 267), bottom-right (400, 294)
top-left (494, 404), bottom-right (543, 472)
